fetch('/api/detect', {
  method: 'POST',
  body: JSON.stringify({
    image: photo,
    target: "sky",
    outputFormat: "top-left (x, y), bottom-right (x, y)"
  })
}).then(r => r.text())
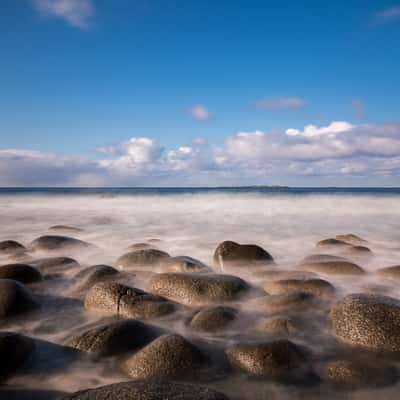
top-left (0, 0), bottom-right (400, 187)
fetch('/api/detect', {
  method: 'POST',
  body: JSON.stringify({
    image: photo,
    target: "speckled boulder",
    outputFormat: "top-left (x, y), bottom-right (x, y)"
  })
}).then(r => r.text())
top-left (30, 256), bottom-right (79, 272)
top-left (67, 320), bottom-right (158, 357)
top-left (301, 261), bottom-right (365, 275)
top-left (225, 339), bottom-right (309, 379)
top-left (331, 293), bottom-right (400, 351)
top-left (74, 265), bottom-right (119, 290)
top-left (317, 238), bottom-right (351, 248)
top-left (189, 306), bottom-right (237, 332)
top-left (159, 256), bottom-right (212, 273)
top-left (255, 317), bottom-right (298, 336)
top-left (264, 279), bottom-right (335, 298)
top-left (60, 381), bottom-right (229, 400)
top-left (0, 279), bottom-right (38, 318)
top-left (0, 240), bottom-right (26, 256)
top-left (213, 241), bottom-right (274, 269)
top-left (85, 282), bottom-right (175, 320)
top-left (30, 235), bottom-right (91, 252)
top-left (116, 249), bottom-right (170, 269)
top-left (123, 334), bottom-right (207, 380)
top-left (146, 273), bottom-right (248, 306)
top-left (0, 332), bottom-right (35, 381)
top-left (377, 265), bottom-right (400, 279)
top-left (0, 263), bottom-right (42, 284)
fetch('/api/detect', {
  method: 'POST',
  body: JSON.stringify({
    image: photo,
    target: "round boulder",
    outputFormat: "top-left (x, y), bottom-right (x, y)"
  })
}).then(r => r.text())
top-left (377, 265), bottom-right (400, 279)
top-left (0, 240), bottom-right (26, 256)
top-left (255, 317), bottom-right (298, 336)
top-left (146, 273), bottom-right (248, 306)
top-left (29, 256), bottom-right (79, 273)
top-left (335, 234), bottom-right (367, 245)
top-left (74, 265), bottom-right (119, 290)
top-left (123, 334), bottom-right (207, 380)
top-left (116, 249), bottom-right (170, 269)
top-left (49, 225), bottom-right (83, 233)
top-left (189, 306), bottom-right (237, 332)
top-left (331, 293), bottom-right (400, 351)
top-left (301, 261), bottom-right (365, 275)
top-left (264, 278), bottom-right (335, 298)
top-left (0, 264), bottom-right (42, 284)
top-left (301, 254), bottom-right (349, 264)
top-left (317, 238), bottom-right (351, 248)
top-left (30, 235), bottom-right (91, 252)
top-left (159, 256), bottom-right (212, 273)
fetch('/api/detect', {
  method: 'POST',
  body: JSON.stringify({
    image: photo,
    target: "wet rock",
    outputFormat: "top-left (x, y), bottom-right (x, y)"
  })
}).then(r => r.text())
top-left (60, 381), bottom-right (229, 400)
top-left (189, 306), bottom-right (237, 332)
top-left (255, 317), bottom-right (298, 336)
top-left (335, 234), bottom-right (367, 245)
top-left (301, 254), bottom-right (349, 264)
top-left (317, 238), bottom-right (351, 248)
top-left (30, 257), bottom-right (79, 273)
top-left (331, 293), bottom-right (400, 351)
top-left (343, 245), bottom-right (372, 255)
top-left (67, 320), bottom-right (158, 357)
top-left (225, 339), bottom-right (309, 380)
top-left (255, 270), bottom-right (317, 281)
top-left (213, 241), bottom-right (274, 269)
top-left (85, 282), bottom-right (175, 320)
top-left (264, 278), bottom-right (335, 298)
top-left (146, 273), bottom-right (248, 306)
top-left (0, 332), bottom-right (35, 381)
top-left (128, 243), bottom-right (154, 250)
top-left (74, 265), bottom-right (119, 290)
top-left (123, 334), bottom-right (207, 380)
top-left (49, 225), bottom-right (83, 233)
top-left (0, 263), bottom-right (42, 284)
top-left (116, 249), bottom-right (170, 269)
top-left (30, 235), bottom-right (91, 252)
top-left (301, 261), bottom-right (365, 275)
top-left (0, 240), bottom-right (26, 256)
top-left (0, 279), bottom-right (38, 318)
top-left (319, 358), bottom-right (397, 388)
top-left (377, 265), bottom-right (400, 279)
top-left (159, 256), bottom-right (212, 273)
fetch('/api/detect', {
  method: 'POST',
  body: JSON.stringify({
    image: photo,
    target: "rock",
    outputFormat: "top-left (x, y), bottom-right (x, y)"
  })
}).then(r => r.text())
top-left (213, 241), bottom-right (274, 269)
top-left (377, 265), bottom-right (400, 279)
top-left (319, 358), bottom-right (397, 388)
top-left (49, 225), bottom-right (83, 233)
top-left (146, 273), bottom-right (248, 306)
top-left (189, 306), bottom-right (237, 332)
top-left (0, 263), bottom-right (42, 284)
top-left (255, 317), bottom-right (298, 336)
top-left (116, 249), bottom-right (170, 269)
top-left (255, 270), bottom-right (317, 281)
top-left (67, 320), bottom-right (158, 357)
top-left (159, 256), bottom-right (212, 273)
top-left (335, 234), bottom-right (367, 245)
top-left (74, 265), bottom-right (119, 290)
top-left (30, 257), bottom-right (79, 273)
top-left (0, 279), bottom-right (38, 318)
top-left (0, 332), bottom-right (35, 381)
top-left (30, 235), bottom-right (91, 252)
top-left (85, 282), bottom-right (175, 320)
top-left (331, 293), bottom-right (400, 351)
top-left (343, 245), bottom-right (372, 255)
top-left (225, 339), bottom-right (309, 379)
top-left (128, 243), bottom-right (154, 250)
top-left (60, 381), bottom-right (229, 400)
top-left (0, 240), bottom-right (26, 256)
top-left (123, 334), bottom-right (207, 380)
top-left (301, 254), bottom-right (349, 264)
top-left (264, 278), bottom-right (335, 298)
top-left (317, 238), bottom-right (351, 248)
top-left (301, 261), bottom-right (365, 275)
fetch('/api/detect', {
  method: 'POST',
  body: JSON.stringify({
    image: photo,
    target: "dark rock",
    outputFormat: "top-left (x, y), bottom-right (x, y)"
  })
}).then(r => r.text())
top-left (0, 279), bottom-right (38, 318)
top-left (317, 238), bottom-right (351, 248)
top-left (0, 332), bottom-right (35, 381)
top-left (255, 270), bottom-right (317, 281)
top-left (116, 249), bottom-right (170, 269)
top-left (67, 320), bottom-right (158, 357)
top-left (30, 257), bottom-right (79, 273)
top-left (74, 265), bottom-right (119, 290)
top-left (0, 263), bottom-right (42, 284)
top-left (60, 381), bottom-right (229, 400)
top-left (123, 334), bottom-right (207, 380)
top-left (264, 278), bottom-right (335, 298)
top-left (377, 265), bottom-right (400, 279)
top-left (335, 234), bottom-right (367, 245)
top-left (159, 256), bottom-right (212, 273)
top-left (128, 243), bottom-right (154, 250)
top-left (331, 293), bottom-right (400, 351)
top-left (189, 306), bottom-right (237, 332)
top-left (343, 245), bottom-right (372, 255)
top-left (146, 273), bottom-right (248, 306)
top-left (301, 261), bottom-right (365, 275)
top-left (49, 225), bottom-right (83, 233)
top-left (0, 240), bottom-right (26, 256)
top-left (30, 235), bottom-right (91, 252)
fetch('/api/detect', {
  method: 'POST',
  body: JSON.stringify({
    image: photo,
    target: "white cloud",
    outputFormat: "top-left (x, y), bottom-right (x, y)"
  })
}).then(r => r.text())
top-left (376, 6), bottom-right (400, 22)
top-left (33, 0), bottom-right (94, 29)
top-left (285, 121), bottom-right (353, 137)
top-left (189, 106), bottom-right (212, 121)
top-left (255, 96), bottom-right (306, 110)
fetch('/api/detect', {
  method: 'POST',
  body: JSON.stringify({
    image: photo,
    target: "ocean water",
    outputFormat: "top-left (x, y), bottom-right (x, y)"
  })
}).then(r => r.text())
top-left (1, 187), bottom-right (400, 399)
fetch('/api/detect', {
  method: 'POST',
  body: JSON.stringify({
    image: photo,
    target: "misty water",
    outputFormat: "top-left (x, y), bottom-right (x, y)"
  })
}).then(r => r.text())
top-left (1, 188), bottom-right (400, 399)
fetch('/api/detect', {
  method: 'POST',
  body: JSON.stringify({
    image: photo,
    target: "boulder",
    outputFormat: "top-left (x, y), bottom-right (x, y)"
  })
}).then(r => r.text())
top-left (343, 245), bottom-right (372, 256)
top-left (264, 278), bottom-right (335, 298)
top-left (301, 261), bottom-right (365, 275)
top-left (317, 238), bottom-right (351, 248)
top-left (0, 263), bottom-right (42, 284)
top-left (60, 381), bottom-right (229, 400)
top-left (74, 265), bottom-right (119, 290)
top-left (123, 334), bottom-right (207, 380)
top-left (255, 270), bottom-right (317, 281)
top-left (301, 254), bottom-right (349, 264)
top-left (189, 306), bottom-right (237, 332)
top-left (30, 257), bottom-right (79, 273)
top-left (30, 235), bottom-right (91, 252)
top-left (67, 320), bottom-right (158, 357)
top-left (377, 265), bottom-right (400, 279)
top-left (146, 273), bottom-right (248, 306)
top-left (128, 243), bottom-right (154, 250)
top-left (0, 240), bottom-right (26, 256)
top-left (335, 234), bottom-right (367, 245)
top-left (255, 317), bottom-right (298, 336)
top-left (159, 256), bottom-right (212, 273)
top-left (49, 225), bottom-right (83, 233)
top-left (0, 279), bottom-right (38, 318)
top-left (331, 293), bottom-right (400, 351)
top-left (85, 282), bottom-right (175, 320)
top-left (116, 249), bottom-right (170, 269)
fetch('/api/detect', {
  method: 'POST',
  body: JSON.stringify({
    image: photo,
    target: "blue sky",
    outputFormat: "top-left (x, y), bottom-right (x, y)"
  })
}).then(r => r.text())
top-left (0, 0), bottom-right (400, 186)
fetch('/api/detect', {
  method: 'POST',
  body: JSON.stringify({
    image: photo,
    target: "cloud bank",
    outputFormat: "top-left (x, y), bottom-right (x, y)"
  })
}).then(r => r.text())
top-left (1, 121), bottom-right (400, 186)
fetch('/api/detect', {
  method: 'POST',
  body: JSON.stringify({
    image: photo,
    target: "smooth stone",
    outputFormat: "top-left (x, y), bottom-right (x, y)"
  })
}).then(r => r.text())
top-left (189, 306), bottom-right (237, 332)
top-left (255, 270), bottom-right (317, 281)
top-left (159, 256), bottom-right (212, 273)
top-left (343, 245), bottom-right (372, 255)
top-left (74, 265), bottom-right (119, 290)
top-left (255, 317), bottom-right (298, 336)
top-left (301, 254), bottom-right (349, 264)
top-left (264, 278), bottom-right (335, 298)
top-left (331, 293), bottom-right (400, 352)
top-left (123, 334), bottom-right (207, 380)
top-left (317, 238), bottom-right (351, 248)
top-left (146, 273), bottom-right (248, 306)
top-left (0, 279), bottom-right (38, 318)
top-left (0, 332), bottom-right (35, 381)
top-left (30, 257), bottom-right (79, 273)
top-left (225, 339), bottom-right (309, 379)
top-left (335, 234), bottom-right (367, 244)
top-left (377, 265), bottom-right (400, 279)
top-left (30, 235), bottom-right (91, 252)
top-left (60, 381), bottom-right (229, 400)
top-left (116, 249), bottom-right (170, 269)
top-left (128, 243), bottom-right (154, 250)
top-left (49, 225), bottom-right (83, 233)
top-left (0, 263), bottom-right (42, 284)
top-left (85, 282), bottom-right (175, 320)
top-left (213, 241), bottom-right (274, 269)
top-left (67, 320), bottom-right (158, 357)
top-left (0, 240), bottom-right (26, 256)
top-left (301, 261), bottom-right (365, 275)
